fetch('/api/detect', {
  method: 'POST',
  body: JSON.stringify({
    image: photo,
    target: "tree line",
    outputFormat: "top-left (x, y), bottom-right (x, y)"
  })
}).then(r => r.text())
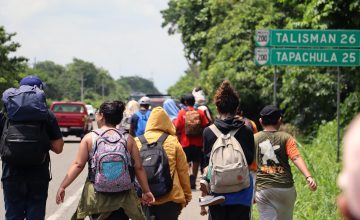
top-left (0, 25), bottom-right (159, 108)
top-left (161, 0), bottom-right (360, 136)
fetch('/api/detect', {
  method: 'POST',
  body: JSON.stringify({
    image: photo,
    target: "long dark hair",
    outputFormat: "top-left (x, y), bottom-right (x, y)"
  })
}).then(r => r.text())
top-left (98, 101), bottom-right (125, 126)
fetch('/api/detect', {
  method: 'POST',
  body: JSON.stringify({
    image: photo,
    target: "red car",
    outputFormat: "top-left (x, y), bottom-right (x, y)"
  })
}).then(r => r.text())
top-left (50, 101), bottom-right (92, 138)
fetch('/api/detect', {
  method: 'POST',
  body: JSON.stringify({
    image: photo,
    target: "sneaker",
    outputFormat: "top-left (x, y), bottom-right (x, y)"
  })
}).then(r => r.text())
top-left (199, 195), bottom-right (225, 207)
top-left (199, 179), bottom-right (209, 195)
top-left (190, 175), bottom-right (196, 189)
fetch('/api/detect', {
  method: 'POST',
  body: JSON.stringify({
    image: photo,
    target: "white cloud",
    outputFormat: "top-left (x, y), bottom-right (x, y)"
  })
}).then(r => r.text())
top-left (0, 0), bottom-right (51, 23)
top-left (1, 0), bottom-right (186, 93)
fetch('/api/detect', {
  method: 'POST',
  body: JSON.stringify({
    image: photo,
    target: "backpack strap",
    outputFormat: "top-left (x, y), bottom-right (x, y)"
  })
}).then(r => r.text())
top-left (139, 133), bottom-right (169, 146)
top-left (157, 133), bottom-right (169, 145)
top-left (209, 124), bottom-right (240, 138)
top-left (138, 135), bottom-right (148, 145)
top-left (209, 124), bottom-right (223, 138)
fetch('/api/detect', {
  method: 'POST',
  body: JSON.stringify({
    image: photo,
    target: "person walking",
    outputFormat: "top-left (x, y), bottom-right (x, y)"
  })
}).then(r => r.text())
top-left (135, 106), bottom-right (192, 220)
top-left (0, 75), bottom-right (64, 220)
top-left (163, 98), bottom-right (180, 124)
top-left (118, 100), bottom-right (140, 132)
top-left (201, 80), bottom-right (255, 220)
top-left (130, 96), bottom-right (151, 137)
top-left (192, 87), bottom-right (213, 123)
top-left (56, 101), bottom-right (154, 220)
top-left (175, 93), bottom-right (209, 189)
top-left (255, 105), bottom-right (317, 220)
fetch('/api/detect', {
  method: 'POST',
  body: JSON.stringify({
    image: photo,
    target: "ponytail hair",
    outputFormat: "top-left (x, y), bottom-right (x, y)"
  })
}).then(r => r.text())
top-left (99, 100), bottom-right (126, 125)
top-left (213, 80), bottom-right (239, 114)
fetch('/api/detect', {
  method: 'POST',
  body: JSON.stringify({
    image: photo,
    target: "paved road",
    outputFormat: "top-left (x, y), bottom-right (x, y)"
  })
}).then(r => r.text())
top-left (0, 134), bottom-right (208, 220)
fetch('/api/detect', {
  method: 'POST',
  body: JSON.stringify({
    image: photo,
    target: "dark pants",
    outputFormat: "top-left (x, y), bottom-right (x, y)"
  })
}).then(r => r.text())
top-left (147, 202), bottom-right (181, 220)
top-left (2, 179), bottom-right (49, 220)
top-left (91, 208), bottom-right (129, 220)
top-left (209, 204), bottom-right (250, 220)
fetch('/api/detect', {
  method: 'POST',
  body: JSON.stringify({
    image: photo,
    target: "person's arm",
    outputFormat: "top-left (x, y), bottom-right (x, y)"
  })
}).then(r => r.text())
top-left (127, 135), bottom-right (155, 204)
top-left (56, 133), bottom-right (91, 204)
top-left (129, 114), bottom-right (138, 136)
top-left (199, 110), bottom-right (209, 127)
top-left (292, 156), bottom-right (317, 191)
top-left (47, 110), bottom-right (64, 154)
top-left (51, 139), bottom-right (64, 154)
top-left (175, 140), bottom-right (192, 204)
top-left (287, 138), bottom-right (317, 191)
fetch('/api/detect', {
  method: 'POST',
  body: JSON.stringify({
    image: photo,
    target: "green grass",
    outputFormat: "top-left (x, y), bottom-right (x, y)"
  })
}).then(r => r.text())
top-left (252, 121), bottom-right (342, 220)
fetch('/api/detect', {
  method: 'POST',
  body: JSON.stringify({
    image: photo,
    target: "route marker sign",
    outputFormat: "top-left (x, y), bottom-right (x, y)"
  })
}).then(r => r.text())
top-left (256, 29), bottom-right (360, 48)
top-left (255, 48), bottom-right (360, 66)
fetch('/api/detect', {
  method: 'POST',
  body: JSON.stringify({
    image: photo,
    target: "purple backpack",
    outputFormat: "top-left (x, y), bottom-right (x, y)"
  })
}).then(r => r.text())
top-left (90, 128), bottom-right (133, 192)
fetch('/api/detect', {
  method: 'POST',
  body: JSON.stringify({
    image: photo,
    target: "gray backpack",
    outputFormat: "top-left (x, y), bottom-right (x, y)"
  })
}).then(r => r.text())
top-left (208, 124), bottom-right (250, 193)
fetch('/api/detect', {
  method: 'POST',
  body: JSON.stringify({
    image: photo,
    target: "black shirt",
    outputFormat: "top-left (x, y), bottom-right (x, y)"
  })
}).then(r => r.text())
top-left (203, 117), bottom-right (255, 167)
top-left (0, 110), bottom-right (63, 181)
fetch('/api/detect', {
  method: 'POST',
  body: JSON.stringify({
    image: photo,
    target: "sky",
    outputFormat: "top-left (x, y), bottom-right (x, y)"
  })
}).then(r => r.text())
top-left (0, 0), bottom-right (188, 93)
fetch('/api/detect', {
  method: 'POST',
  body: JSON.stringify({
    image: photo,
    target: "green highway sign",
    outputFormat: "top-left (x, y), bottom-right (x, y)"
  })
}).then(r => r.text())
top-left (255, 48), bottom-right (360, 66)
top-left (255, 29), bottom-right (360, 48)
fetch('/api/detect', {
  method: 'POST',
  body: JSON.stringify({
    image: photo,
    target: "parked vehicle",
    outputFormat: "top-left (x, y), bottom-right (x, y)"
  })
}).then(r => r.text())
top-left (50, 101), bottom-right (92, 138)
top-left (86, 104), bottom-right (96, 121)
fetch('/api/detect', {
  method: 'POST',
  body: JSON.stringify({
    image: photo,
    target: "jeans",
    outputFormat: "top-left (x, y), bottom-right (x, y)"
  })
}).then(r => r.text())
top-left (2, 179), bottom-right (49, 220)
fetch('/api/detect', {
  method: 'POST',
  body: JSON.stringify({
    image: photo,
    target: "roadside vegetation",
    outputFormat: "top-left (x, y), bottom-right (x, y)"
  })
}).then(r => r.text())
top-left (0, 1), bottom-right (359, 218)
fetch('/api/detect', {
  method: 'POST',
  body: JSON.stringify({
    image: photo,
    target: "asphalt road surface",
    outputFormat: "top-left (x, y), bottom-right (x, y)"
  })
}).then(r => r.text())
top-left (0, 134), bottom-right (208, 220)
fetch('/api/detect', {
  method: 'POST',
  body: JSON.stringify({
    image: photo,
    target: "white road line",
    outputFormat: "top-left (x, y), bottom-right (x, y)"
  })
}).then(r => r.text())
top-left (47, 187), bottom-right (83, 220)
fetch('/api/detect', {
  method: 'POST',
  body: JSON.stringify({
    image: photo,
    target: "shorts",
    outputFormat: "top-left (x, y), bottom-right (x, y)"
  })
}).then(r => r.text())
top-left (183, 145), bottom-right (202, 163)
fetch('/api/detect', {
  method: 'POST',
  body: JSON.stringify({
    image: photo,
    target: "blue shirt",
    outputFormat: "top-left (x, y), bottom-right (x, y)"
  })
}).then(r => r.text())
top-left (213, 174), bottom-right (254, 206)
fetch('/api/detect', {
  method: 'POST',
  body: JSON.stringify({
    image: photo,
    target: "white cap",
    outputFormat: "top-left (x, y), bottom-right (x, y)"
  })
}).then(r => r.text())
top-left (139, 96), bottom-right (151, 105)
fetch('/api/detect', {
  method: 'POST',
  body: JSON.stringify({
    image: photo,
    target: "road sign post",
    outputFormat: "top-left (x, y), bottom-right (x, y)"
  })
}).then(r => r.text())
top-left (255, 48), bottom-right (360, 66)
top-left (255, 29), bottom-right (360, 163)
top-left (256, 29), bottom-right (360, 48)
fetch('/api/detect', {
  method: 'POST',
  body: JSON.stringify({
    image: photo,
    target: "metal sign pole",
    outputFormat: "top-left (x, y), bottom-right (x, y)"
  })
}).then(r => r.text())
top-left (337, 67), bottom-right (341, 162)
top-left (274, 66), bottom-right (277, 106)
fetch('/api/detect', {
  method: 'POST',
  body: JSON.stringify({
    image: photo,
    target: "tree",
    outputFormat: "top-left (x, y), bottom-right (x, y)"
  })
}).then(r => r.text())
top-left (0, 26), bottom-right (28, 93)
top-left (117, 76), bottom-right (160, 95)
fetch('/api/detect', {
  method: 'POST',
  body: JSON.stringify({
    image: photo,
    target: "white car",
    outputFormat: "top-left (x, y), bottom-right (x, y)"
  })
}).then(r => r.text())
top-left (86, 104), bottom-right (96, 121)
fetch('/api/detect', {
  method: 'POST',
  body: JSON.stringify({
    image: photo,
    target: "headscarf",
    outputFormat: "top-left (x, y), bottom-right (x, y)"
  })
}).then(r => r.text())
top-left (192, 88), bottom-right (206, 105)
top-left (163, 99), bottom-right (179, 122)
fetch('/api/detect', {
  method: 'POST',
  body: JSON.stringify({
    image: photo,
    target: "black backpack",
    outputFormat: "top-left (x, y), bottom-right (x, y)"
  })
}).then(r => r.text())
top-left (138, 133), bottom-right (173, 197)
top-left (0, 117), bottom-right (51, 166)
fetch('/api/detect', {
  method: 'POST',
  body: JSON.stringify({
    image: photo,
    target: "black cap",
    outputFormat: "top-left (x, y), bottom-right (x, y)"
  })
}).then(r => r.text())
top-left (260, 105), bottom-right (283, 118)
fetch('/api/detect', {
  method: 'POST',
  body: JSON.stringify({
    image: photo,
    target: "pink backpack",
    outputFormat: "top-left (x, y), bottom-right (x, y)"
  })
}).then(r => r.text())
top-left (90, 128), bottom-right (134, 192)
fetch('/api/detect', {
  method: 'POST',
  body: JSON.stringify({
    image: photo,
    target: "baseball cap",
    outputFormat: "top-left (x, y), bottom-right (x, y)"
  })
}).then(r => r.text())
top-left (139, 96), bottom-right (151, 105)
top-left (260, 105), bottom-right (283, 118)
top-left (20, 75), bottom-right (44, 88)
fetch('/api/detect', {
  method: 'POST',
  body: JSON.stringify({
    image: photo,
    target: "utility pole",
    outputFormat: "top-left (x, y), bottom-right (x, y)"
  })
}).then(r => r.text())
top-left (80, 72), bottom-right (84, 102)
top-left (101, 78), bottom-right (104, 101)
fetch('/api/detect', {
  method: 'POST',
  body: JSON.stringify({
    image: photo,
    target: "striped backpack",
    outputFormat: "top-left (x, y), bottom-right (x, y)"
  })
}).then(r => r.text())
top-left (90, 128), bottom-right (134, 192)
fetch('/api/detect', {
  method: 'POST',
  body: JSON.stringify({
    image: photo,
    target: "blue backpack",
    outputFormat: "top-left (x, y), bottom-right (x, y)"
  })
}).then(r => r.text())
top-left (2, 85), bottom-right (48, 121)
top-left (134, 110), bottom-right (151, 137)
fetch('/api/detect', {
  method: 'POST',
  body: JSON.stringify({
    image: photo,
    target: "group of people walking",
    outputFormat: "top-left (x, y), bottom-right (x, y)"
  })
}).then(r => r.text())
top-left (0, 76), bottom-right (320, 220)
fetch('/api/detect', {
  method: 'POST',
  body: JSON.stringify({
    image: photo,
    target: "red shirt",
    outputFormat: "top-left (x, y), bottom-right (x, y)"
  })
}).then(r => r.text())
top-left (175, 106), bottom-right (209, 148)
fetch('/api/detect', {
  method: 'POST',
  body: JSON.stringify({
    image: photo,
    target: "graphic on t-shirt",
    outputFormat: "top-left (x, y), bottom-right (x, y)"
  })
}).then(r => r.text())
top-left (259, 139), bottom-right (280, 164)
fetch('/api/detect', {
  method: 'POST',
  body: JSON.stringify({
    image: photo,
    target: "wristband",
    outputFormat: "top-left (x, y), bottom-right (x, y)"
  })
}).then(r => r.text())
top-left (306, 176), bottom-right (312, 180)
